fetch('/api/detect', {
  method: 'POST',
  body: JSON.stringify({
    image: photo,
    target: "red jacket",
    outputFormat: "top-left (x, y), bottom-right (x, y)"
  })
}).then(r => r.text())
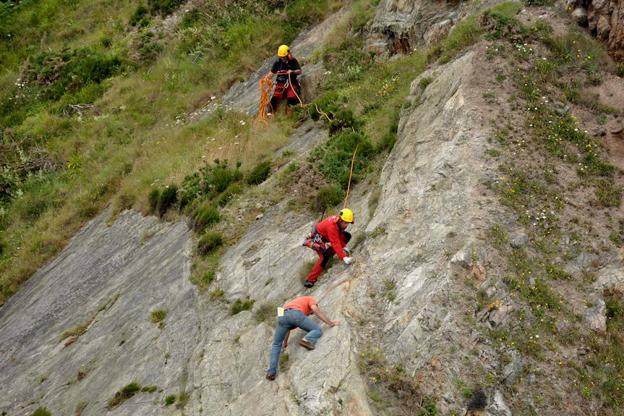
top-left (316, 215), bottom-right (348, 259)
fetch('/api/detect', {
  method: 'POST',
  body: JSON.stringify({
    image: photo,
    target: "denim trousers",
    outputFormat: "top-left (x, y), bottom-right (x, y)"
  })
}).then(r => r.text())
top-left (267, 309), bottom-right (322, 375)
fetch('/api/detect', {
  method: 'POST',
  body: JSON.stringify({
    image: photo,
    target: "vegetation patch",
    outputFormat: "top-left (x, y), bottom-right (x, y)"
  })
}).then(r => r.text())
top-left (31, 408), bottom-right (51, 416)
top-left (150, 309), bottom-right (168, 327)
top-left (255, 302), bottom-right (278, 323)
top-left (230, 297), bottom-right (255, 315)
top-left (107, 382), bottom-right (142, 409)
top-left (197, 231), bottom-right (224, 255)
top-left (246, 160), bottom-right (272, 185)
top-left (359, 348), bottom-right (437, 415)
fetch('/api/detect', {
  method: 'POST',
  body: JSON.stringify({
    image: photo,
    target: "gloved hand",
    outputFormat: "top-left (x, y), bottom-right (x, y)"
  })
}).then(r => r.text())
top-left (343, 256), bottom-right (353, 265)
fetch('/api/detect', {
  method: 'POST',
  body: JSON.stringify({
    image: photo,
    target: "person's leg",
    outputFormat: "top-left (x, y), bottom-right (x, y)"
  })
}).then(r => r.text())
top-left (305, 250), bottom-right (326, 284)
top-left (267, 317), bottom-right (291, 376)
top-left (297, 314), bottom-right (323, 345)
top-left (320, 247), bottom-right (335, 269)
top-left (269, 96), bottom-right (280, 114)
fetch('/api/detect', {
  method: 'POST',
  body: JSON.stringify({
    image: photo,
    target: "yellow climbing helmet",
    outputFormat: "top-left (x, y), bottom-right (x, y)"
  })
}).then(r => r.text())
top-left (277, 44), bottom-right (290, 57)
top-left (339, 208), bottom-right (354, 224)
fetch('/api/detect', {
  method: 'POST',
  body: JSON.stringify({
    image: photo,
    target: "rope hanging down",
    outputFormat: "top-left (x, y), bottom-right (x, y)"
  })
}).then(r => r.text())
top-left (343, 144), bottom-right (359, 208)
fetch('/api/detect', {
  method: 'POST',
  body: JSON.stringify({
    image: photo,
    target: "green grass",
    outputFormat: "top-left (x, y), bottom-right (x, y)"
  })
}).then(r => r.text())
top-left (31, 408), bottom-right (52, 416)
top-left (150, 309), bottom-right (167, 325)
top-left (254, 302), bottom-right (278, 323)
top-left (246, 160), bottom-right (272, 185)
top-left (164, 394), bottom-right (176, 406)
top-left (437, 15), bottom-right (482, 63)
top-left (107, 382), bottom-right (142, 409)
top-left (197, 231), bottom-right (224, 255)
top-left (0, 0), bottom-right (340, 305)
top-left (230, 297), bottom-right (255, 315)
top-left (359, 348), bottom-right (437, 414)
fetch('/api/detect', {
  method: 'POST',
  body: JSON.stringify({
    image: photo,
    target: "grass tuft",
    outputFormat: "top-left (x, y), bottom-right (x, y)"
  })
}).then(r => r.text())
top-left (230, 297), bottom-right (255, 315)
top-left (107, 383), bottom-right (141, 409)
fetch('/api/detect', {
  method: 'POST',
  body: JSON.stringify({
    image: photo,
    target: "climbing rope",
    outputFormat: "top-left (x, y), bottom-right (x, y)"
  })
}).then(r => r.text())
top-left (256, 71), bottom-right (307, 127)
top-left (288, 71), bottom-right (304, 107)
top-left (343, 144), bottom-right (359, 208)
top-left (255, 76), bottom-right (274, 127)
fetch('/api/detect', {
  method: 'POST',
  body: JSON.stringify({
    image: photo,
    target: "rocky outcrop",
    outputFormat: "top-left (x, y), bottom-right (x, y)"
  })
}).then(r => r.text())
top-left (367, 0), bottom-right (457, 53)
top-left (365, 0), bottom-right (504, 54)
top-left (0, 210), bottom-right (197, 415)
top-left (568, 0), bottom-right (624, 60)
top-left (0, 44), bottom-right (510, 415)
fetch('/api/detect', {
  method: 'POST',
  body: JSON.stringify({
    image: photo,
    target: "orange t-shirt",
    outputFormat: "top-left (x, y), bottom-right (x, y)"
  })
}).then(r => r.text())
top-left (283, 296), bottom-right (317, 316)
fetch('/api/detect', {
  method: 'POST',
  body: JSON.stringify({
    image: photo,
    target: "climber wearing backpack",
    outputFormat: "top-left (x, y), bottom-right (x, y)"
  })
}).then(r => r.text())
top-left (266, 44), bottom-right (302, 114)
top-left (302, 209), bottom-right (354, 288)
top-left (265, 295), bottom-right (339, 381)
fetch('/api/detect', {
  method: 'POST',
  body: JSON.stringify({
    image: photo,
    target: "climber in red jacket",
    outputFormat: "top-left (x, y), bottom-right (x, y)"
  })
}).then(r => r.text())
top-left (302, 208), bottom-right (354, 288)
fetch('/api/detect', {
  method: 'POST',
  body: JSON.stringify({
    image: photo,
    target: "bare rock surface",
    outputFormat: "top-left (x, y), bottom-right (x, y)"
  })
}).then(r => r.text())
top-left (366, 0), bottom-right (504, 53)
top-left (568, 0), bottom-right (624, 59)
top-left (0, 210), bottom-right (196, 416)
top-left (0, 32), bottom-right (513, 416)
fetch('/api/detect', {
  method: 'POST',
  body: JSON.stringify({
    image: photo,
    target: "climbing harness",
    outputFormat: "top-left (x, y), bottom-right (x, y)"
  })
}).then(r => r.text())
top-left (303, 229), bottom-right (327, 252)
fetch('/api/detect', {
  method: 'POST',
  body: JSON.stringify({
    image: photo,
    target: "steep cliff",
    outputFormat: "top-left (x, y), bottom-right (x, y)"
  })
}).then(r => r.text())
top-left (1, 1), bottom-right (623, 415)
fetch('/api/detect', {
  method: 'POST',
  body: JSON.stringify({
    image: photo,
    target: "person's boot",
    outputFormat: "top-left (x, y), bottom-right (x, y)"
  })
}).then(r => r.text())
top-left (299, 339), bottom-right (315, 350)
top-left (303, 280), bottom-right (315, 288)
top-left (265, 372), bottom-right (276, 381)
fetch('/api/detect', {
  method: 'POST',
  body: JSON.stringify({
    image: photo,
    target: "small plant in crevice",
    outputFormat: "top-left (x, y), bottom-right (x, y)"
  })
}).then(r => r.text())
top-left (230, 297), bottom-right (255, 315)
top-left (255, 302), bottom-right (278, 323)
top-left (107, 382), bottom-right (142, 409)
top-left (164, 394), bottom-right (176, 406)
top-left (150, 309), bottom-right (167, 328)
top-left (31, 408), bottom-right (52, 416)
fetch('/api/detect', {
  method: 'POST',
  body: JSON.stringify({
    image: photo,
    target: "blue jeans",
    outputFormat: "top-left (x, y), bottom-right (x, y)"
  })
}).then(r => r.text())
top-left (267, 309), bottom-right (322, 376)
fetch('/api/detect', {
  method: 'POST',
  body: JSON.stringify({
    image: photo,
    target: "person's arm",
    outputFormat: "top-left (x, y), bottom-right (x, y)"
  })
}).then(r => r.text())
top-left (289, 58), bottom-right (302, 75)
top-left (310, 304), bottom-right (340, 327)
top-left (326, 224), bottom-right (347, 259)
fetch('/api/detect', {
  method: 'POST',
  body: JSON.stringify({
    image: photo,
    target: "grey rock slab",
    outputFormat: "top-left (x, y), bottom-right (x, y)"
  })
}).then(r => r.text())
top-left (0, 209), bottom-right (196, 416)
top-left (502, 349), bottom-right (524, 385)
top-left (584, 298), bottom-right (607, 333)
top-left (487, 390), bottom-right (512, 416)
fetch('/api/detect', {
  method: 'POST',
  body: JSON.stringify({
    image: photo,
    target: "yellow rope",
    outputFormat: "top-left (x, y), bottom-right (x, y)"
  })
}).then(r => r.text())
top-left (343, 143), bottom-right (359, 208)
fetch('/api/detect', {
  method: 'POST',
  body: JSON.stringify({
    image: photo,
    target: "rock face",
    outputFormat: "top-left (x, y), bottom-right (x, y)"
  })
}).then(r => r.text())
top-left (0, 210), bottom-right (197, 415)
top-left (367, 0), bottom-right (456, 53)
top-left (568, 0), bottom-right (624, 60)
top-left (365, 0), bottom-right (504, 53)
top-left (0, 29), bottom-right (512, 416)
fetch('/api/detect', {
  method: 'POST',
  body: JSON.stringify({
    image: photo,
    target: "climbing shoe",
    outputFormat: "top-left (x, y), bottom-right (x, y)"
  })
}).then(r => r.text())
top-left (303, 280), bottom-right (315, 288)
top-left (299, 339), bottom-right (315, 350)
top-left (265, 372), bottom-right (276, 381)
